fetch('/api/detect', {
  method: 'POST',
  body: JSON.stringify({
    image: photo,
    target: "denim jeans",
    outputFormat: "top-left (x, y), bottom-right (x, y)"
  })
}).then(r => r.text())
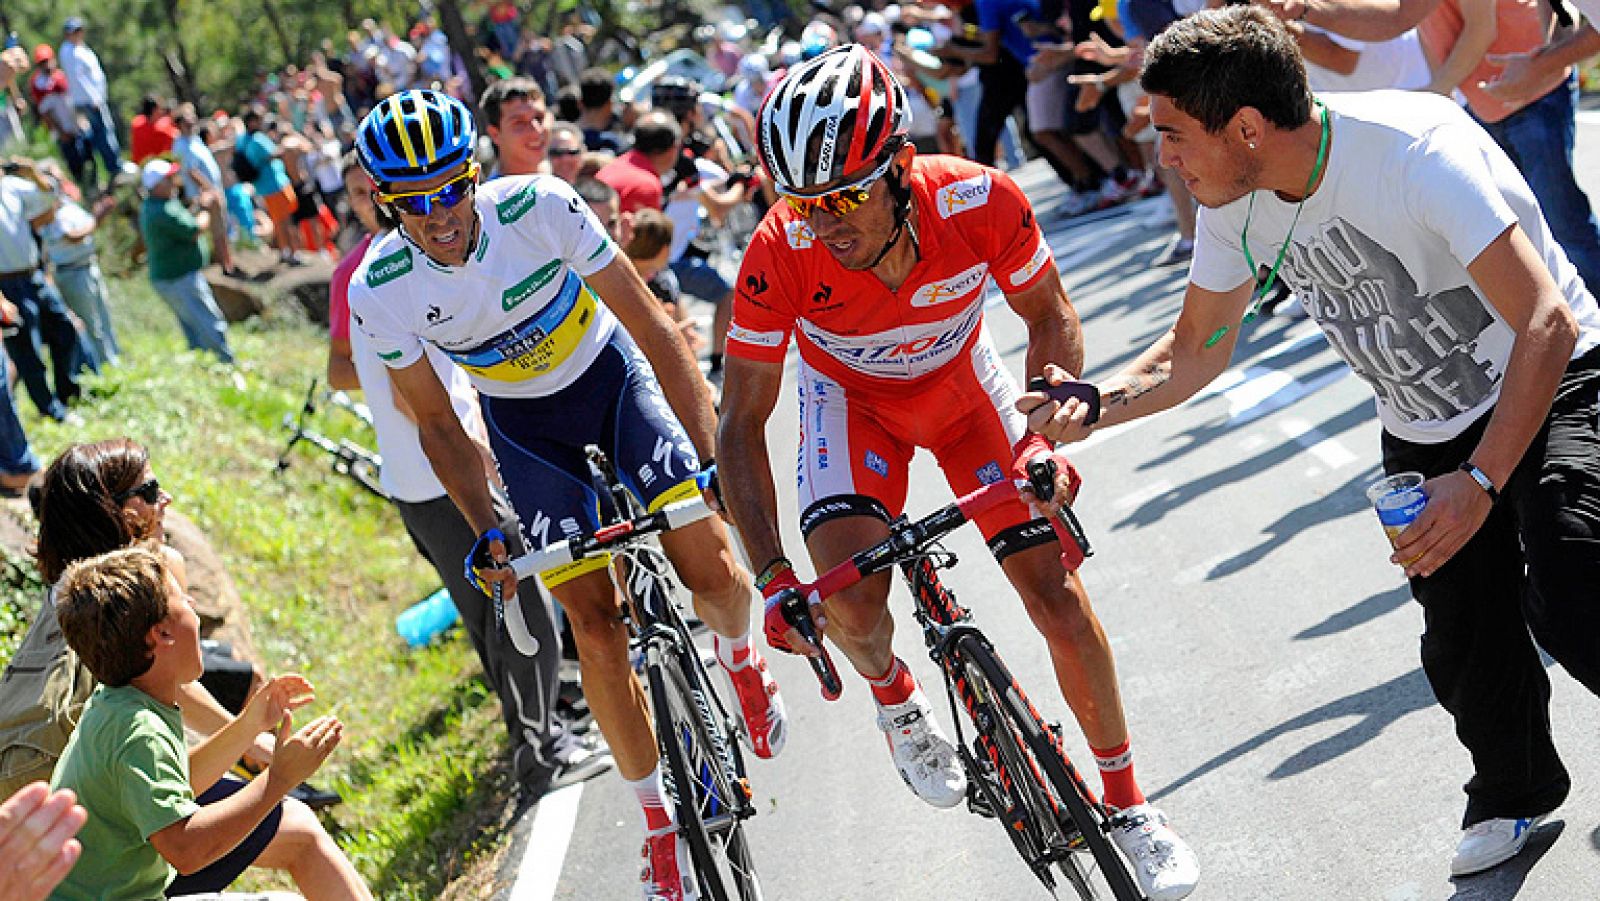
top-left (1382, 346), bottom-right (1600, 827)
top-left (0, 271), bottom-right (91, 420)
top-left (55, 261), bottom-right (120, 366)
top-left (150, 270), bottom-right (235, 364)
top-left (1477, 73), bottom-right (1600, 298)
top-left (0, 344), bottom-right (38, 477)
top-left (74, 103), bottom-right (122, 182)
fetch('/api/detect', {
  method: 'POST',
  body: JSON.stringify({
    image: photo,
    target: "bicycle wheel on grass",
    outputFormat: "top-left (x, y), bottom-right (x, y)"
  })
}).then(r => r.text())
top-left (957, 636), bottom-right (1143, 901)
top-left (647, 644), bottom-right (763, 901)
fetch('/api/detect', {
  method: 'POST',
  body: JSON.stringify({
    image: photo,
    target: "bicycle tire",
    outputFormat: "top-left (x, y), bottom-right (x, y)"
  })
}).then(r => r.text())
top-left (956, 635), bottom-right (1144, 901)
top-left (646, 644), bottom-right (763, 901)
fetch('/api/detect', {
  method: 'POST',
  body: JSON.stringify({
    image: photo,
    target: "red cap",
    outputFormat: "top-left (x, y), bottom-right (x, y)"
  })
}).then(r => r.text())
top-left (32, 44), bottom-right (53, 64)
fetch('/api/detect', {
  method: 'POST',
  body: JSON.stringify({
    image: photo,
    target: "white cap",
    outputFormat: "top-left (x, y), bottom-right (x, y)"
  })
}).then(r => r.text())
top-left (141, 159), bottom-right (177, 191)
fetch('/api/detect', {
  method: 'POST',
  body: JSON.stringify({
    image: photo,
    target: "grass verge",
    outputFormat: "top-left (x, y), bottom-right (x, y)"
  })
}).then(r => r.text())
top-left (3, 272), bottom-right (516, 899)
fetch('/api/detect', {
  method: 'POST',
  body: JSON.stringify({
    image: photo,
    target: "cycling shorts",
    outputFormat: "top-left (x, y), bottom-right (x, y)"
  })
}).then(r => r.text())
top-left (481, 332), bottom-right (701, 588)
top-left (795, 331), bottom-right (1058, 561)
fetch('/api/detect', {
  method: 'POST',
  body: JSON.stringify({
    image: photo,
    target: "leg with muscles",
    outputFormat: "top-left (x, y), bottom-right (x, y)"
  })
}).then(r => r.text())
top-left (548, 569), bottom-right (657, 780)
top-left (1002, 541), bottom-right (1199, 901)
top-left (658, 511), bottom-right (788, 759)
top-left (804, 509), bottom-right (968, 809)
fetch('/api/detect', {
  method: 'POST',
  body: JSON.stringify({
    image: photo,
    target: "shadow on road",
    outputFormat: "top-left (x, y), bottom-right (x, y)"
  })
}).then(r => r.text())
top-left (1113, 398), bottom-right (1373, 531)
top-left (1446, 820), bottom-right (1565, 900)
top-left (1148, 668), bottom-right (1436, 801)
top-left (1202, 465), bottom-right (1383, 585)
top-left (1294, 584), bottom-right (1413, 640)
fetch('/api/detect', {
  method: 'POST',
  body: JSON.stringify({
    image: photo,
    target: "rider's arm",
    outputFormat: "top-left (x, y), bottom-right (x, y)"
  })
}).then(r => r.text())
top-left (717, 355), bottom-right (788, 571)
top-left (1007, 266), bottom-right (1085, 383)
top-left (586, 256), bottom-right (719, 460)
top-left (389, 357), bottom-right (501, 533)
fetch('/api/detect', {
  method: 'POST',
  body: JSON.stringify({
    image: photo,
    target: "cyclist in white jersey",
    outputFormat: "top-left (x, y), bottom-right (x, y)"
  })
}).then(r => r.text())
top-left (345, 90), bottom-right (786, 901)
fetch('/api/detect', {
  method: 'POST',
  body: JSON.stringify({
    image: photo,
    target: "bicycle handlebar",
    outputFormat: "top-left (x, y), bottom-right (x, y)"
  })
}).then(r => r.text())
top-left (506, 496), bottom-right (717, 580)
top-left (784, 459), bottom-right (1092, 699)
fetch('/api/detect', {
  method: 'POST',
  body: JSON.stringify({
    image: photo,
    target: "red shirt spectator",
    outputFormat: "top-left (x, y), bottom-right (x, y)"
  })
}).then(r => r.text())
top-left (595, 149), bottom-right (665, 216)
top-left (129, 106), bottom-right (179, 164)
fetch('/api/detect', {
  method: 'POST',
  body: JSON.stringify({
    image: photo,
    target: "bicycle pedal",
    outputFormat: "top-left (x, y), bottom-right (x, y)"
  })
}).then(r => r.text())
top-left (737, 777), bottom-right (753, 803)
top-left (967, 785), bottom-right (996, 819)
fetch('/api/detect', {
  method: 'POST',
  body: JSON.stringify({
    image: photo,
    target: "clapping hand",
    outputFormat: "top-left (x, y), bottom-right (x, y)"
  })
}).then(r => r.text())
top-left (240, 674), bottom-right (316, 737)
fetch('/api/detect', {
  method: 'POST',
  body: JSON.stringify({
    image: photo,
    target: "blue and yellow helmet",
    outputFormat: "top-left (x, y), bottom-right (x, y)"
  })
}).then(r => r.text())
top-left (356, 89), bottom-right (477, 187)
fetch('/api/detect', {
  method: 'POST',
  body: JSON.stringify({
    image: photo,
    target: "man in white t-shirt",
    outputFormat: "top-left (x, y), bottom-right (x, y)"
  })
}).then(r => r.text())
top-left (1023, 7), bottom-right (1600, 879)
top-left (1284, 21), bottom-right (1430, 91)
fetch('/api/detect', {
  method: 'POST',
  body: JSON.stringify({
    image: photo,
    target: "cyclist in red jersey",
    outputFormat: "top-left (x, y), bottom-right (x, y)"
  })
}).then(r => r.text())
top-left (717, 45), bottom-right (1198, 900)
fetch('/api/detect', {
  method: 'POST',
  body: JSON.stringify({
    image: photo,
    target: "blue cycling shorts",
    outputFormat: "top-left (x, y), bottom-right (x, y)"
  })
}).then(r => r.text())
top-left (481, 332), bottom-right (701, 587)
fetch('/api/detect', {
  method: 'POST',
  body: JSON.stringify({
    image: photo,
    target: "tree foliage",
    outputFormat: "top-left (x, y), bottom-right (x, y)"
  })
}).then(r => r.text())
top-left (1, 0), bottom-right (402, 117)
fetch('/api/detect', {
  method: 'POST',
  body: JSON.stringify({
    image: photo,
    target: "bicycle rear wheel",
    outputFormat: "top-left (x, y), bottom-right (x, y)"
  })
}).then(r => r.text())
top-left (955, 635), bottom-right (1143, 901)
top-left (647, 643), bottom-right (763, 901)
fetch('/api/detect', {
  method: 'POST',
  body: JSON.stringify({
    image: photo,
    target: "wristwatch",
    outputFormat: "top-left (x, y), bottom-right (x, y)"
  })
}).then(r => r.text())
top-left (1458, 461), bottom-right (1500, 503)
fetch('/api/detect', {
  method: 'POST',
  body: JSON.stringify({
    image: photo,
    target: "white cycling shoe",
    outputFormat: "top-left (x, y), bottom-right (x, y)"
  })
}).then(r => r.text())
top-left (1108, 803), bottom-right (1199, 901)
top-left (875, 688), bottom-right (966, 809)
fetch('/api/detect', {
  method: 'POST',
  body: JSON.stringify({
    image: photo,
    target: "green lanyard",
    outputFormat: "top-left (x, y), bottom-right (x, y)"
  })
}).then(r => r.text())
top-left (1204, 100), bottom-right (1331, 349)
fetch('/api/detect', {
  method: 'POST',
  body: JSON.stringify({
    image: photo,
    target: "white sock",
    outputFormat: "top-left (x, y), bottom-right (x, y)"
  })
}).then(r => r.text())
top-left (628, 765), bottom-right (673, 832)
top-left (714, 631), bottom-right (752, 670)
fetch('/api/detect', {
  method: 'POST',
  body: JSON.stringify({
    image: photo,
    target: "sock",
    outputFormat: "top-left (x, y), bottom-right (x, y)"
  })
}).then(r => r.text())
top-left (715, 632), bottom-right (752, 670)
top-left (866, 657), bottom-right (917, 707)
top-left (1093, 740), bottom-right (1146, 810)
top-left (629, 765), bottom-right (673, 832)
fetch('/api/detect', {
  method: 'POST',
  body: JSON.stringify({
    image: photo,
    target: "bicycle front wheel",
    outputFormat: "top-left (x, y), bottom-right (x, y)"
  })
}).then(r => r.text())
top-left (955, 635), bottom-right (1143, 901)
top-left (646, 643), bottom-right (763, 901)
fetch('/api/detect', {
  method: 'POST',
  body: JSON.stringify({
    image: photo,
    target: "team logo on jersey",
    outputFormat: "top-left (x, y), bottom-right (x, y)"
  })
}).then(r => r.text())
top-left (496, 183), bottom-right (539, 224)
top-left (366, 247), bottom-right (413, 287)
top-left (976, 461), bottom-right (1005, 485)
top-left (864, 450), bottom-right (889, 478)
top-left (936, 173), bottom-right (992, 219)
top-left (812, 283), bottom-right (834, 305)
top-left (816, 436), bottom-right (830, 470)
top-left (786, 220), bottom-right (816, 250)
top-left (503, 260), bottom-right (562, 312)
top-left (1007, 243), bottom-right (1053, 288)
top-left (910, 263), bottom-right (988, 308)
top-left (377, 348), bottom-right (403, 362)
top-left (745, 272), bottom-right (769, 296)
top-left (1021, 208), bottom-right (1035, 232)
top-left (426, 305), bottom-right (442, 323)
top-left (729, 324), bottom-right (787, 348)
top-left (586, 238), bottom-right (610, 262)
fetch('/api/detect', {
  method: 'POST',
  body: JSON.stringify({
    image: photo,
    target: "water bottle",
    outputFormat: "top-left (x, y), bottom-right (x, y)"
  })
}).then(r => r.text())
top-left (395, 587), bottom-right (459, 647)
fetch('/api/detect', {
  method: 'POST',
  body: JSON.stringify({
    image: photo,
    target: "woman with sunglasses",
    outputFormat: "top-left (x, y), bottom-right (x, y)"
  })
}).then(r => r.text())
top-left (716, 44), bottom-right (1198, 900)
top-left (346, 89), bottom-right (786, 901)
top-left (32, 439), bottom-right (374, 899)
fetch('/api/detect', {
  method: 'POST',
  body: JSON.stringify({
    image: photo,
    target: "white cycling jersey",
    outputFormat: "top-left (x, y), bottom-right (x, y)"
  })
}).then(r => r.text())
top-left (348, 174), bottom-right (619, 398)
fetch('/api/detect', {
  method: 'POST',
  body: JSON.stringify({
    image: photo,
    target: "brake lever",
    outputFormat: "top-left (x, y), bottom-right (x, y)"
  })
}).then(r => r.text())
top-left (783, 590), bottom-right (842, 701)
top-left (1025, 458), bottom-right (1094, 561)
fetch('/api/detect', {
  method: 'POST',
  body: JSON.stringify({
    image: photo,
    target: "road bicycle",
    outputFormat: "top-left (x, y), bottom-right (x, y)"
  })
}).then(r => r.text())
top-left (507, 448), bottom-right (763, 901)
top-left (275, 378), bottom-right (384, 498)
top-left (782, 458), bottom-right (1144, 900)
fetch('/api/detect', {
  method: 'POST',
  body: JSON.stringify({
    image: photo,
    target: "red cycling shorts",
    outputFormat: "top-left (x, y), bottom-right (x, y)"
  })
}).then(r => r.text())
top-left (795, 327), bottom-right (1057, 559)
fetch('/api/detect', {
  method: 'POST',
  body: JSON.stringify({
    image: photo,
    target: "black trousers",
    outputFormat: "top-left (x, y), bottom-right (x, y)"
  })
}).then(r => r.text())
top-left (1382, 346), bottom-right (1600, 828)
top-left (393, 491), bottom-right (567, 789)
top-left (972, 56), bottom-right (1029, 169)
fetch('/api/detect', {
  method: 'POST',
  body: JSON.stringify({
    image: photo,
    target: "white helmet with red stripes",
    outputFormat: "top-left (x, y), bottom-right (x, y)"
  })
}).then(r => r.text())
top-left (756, 43), bottom-right (912, 194)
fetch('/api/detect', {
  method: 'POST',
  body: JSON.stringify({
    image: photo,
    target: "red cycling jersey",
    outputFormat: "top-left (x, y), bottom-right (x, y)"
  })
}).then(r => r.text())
top-left (728, 155), bottom-right (1055, 395)
top-left (731, 156), bottom-right (1065, 553)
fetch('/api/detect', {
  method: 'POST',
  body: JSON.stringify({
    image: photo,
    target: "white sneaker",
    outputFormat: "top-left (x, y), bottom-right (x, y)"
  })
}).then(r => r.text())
top-left (1108, 804), bottom-right (1199, 901)
top-left (875, 688), bottom-right (966, 808)
top-left (1450, 814), bottom-right (1548, 877)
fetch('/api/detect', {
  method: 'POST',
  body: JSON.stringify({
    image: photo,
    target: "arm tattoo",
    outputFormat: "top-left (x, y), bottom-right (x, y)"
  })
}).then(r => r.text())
top-left (1104, 360), bottom-right (1171, 406)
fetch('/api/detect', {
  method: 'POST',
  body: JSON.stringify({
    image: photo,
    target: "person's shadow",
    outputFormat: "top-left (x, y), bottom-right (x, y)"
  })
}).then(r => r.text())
top-left (1445, 820), bottom-right (1565, 899)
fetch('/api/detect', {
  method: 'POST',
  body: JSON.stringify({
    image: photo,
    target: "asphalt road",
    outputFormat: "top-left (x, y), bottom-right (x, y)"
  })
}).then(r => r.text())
top-left (516, 121), bottom-right (1600, 901)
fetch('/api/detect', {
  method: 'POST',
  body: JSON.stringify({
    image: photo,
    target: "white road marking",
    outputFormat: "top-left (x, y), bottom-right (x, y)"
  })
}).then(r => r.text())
top-left (1278, 417), bottom-right (1359, 471)
top-left (509, 782), bottom-right (585, 900)
top-left (1113, 479), bottom-right (1176, 511)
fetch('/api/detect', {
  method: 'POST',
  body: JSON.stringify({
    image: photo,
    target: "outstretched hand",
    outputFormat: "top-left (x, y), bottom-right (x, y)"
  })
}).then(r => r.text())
top-left (1016, 363), bottom-right (1098, 445)
top-left (240, 674), bottom-right (315, 736)
top-left (0, 782), bottom-right (86, 901)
